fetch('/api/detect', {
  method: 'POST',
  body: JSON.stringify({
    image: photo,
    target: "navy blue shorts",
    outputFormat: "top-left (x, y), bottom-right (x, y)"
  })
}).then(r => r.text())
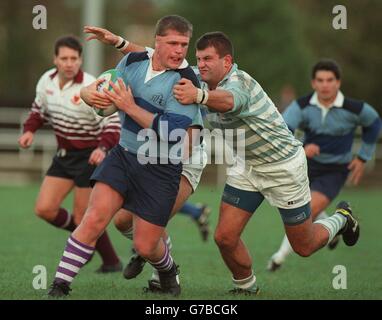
top-left (46, 148), bottom-right (96, 188)
top-left (90, 144), bottom-right (182, 227)
top-left (307, 159), bottom-right (350, 201)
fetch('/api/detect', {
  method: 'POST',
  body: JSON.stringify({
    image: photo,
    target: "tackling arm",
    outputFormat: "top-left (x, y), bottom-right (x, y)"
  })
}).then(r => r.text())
top-left (84, 25), bottom-right (146, 55)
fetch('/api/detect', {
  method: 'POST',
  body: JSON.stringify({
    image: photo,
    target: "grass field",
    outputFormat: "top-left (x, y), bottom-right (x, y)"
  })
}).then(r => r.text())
top-left (0, 183), bottom-right (381, 300)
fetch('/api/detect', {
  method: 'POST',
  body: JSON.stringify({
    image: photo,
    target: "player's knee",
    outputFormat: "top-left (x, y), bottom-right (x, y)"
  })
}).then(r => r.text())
top-left (34, 203), bottom-right (56, 221)
top-left (81, 208), bottom-right (108, 234)
top-left (214, 229), bottom-right (237, 250)
top-left (291, 244), bottom-right (313, 258)
top-left (134, 240), bottom-right (156, 260)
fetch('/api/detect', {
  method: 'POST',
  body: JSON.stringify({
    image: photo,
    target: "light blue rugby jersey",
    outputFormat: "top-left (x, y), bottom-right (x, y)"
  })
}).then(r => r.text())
top-left (115, 52), bottom-right (201, 161)
top-left (283, 92), bottom-right (382, 164)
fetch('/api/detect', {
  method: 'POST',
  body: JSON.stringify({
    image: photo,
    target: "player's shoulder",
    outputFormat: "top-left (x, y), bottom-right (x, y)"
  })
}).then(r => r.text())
top-left (38, 68), bottom-right (57, 82)
top-left (226, 67), bottom-right (258, 93)
top-left (342, 96), bottom-right (365, 115)
top-left (124, 52), bottom-right (150, 67)
top-left (35, 68), bottom-right (58, 89)
top-left (296, 93), bottom-right (314, 109)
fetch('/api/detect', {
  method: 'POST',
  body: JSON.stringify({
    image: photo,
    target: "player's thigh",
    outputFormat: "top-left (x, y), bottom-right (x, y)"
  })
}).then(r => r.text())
top-left (310, 191), bottom-right (331, 219)
top-left (80, 182), bottom-right (124, 229)
top-left (35, 176), bottom-right (74, 214)
top-left (280, 202), bottom-right (314, 249)
top-left (284, 216), bottom-right (315, 251)
top-left (217, 182), bottom-right (264, 239)
top-left (170, 175), bottom-right (193, 217)
top-left (72, 186), bottom-right (92, 223)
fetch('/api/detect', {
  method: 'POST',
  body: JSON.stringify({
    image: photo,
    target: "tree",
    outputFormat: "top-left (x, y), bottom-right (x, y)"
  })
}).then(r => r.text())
top-left (164, 0), bottom-right (313, 104)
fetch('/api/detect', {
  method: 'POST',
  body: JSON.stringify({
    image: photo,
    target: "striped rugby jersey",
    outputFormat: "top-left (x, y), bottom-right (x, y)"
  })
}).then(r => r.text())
top-left (23, 68), bottom-right (121, 150)
top-left (115, 51), bottom-right (200, 161)
top-left (197, 64), bottom-right (301, 165)
top-left (283, 92), bottom-right (382, 164)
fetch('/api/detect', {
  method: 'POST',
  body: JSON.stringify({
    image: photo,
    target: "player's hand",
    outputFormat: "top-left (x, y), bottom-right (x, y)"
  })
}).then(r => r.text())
top-left (104, 78), bottom-right (135, 112)
top-left (80, 79), bottom-right (113, 108)
top-left (84, 26), bottom-right (119, 46)
top-left (173, 78), bottom-right (198, 104)
top-left (347, 157), bottom-right (365, 186)
top-left (88, 147), bottom-right (106, 165)
top-left (18, 131), bottom-right (34, 149)
top-left (304, 143), bottom-right (320, 158)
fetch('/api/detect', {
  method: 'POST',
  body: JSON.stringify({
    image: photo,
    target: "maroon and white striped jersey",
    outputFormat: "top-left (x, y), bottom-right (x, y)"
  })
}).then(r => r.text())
top-left (23, 68), bottom-right (121, 150)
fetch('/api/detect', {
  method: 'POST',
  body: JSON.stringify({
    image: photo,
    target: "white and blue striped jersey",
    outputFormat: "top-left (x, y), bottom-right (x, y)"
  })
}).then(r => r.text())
top-left (197, 64), bottom-right (301, 165)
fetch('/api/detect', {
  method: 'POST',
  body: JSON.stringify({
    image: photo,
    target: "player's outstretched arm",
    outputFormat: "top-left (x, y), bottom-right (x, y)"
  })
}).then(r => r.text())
top-left (173, 78), bottom-right (234, 113)
top-left (84, 25), bottom-right (146, 55)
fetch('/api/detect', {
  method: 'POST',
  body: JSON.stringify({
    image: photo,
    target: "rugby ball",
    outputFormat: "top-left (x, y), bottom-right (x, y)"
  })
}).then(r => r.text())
top-left (93, 69), bottom-right (119, 117)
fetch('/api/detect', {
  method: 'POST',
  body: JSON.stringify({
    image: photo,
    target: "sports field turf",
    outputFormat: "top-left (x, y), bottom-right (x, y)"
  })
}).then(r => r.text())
top-left (0, 184), bottom-right (381, 300)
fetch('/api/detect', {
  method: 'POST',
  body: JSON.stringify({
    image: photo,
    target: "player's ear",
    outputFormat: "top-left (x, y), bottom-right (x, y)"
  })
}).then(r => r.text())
top-left (223, 55), bottom-right (233, 68)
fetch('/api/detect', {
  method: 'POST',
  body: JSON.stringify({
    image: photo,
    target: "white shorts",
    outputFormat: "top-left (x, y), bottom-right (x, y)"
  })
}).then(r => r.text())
top-left (182, 142), bottom-right (207, 192)
top-left (226, 147), bottom-right (311, 209)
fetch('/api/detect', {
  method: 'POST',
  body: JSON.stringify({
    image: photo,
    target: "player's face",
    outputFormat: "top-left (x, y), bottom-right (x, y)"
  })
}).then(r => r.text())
top-left (54, 46), bottom-right (82, 81)
top-left (312, 70), bottom-right (341, 102)
top-left (154, 30), bottom-right (190, 70)
top-left (196, 46), bottom-right (232, 89)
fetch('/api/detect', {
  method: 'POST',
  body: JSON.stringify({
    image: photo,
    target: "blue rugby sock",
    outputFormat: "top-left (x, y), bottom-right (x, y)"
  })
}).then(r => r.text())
top-left (178, 202), bottom-right (202, 220)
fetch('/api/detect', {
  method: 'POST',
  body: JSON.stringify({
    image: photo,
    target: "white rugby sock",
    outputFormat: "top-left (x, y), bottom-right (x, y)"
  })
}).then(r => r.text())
top-left (232, 271), bottom-right (257, 289)
top-left (314, 213), bottom-right (346, 244)
top-left (315, 210), bottom-right (328, 221)
top-left (165, 236), bottom-right (172, 251)
top-left (272, 235), bottom-right (294, 264)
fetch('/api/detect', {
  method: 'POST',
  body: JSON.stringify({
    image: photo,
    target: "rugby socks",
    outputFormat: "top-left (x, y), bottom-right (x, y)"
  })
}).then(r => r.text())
top-left (54, 236), bottom-right (95, 285)
top-left (147, 240), bottom-right (174, 273)
top-left (314, 213), bottom-right (347, 244)
top-left (50, 208), bottom-right (76, 231)
top-left (272, 235), bottom-right (293, 264)
top-left (165, 236), bottom-right (173, 250)
top-left (150, 237), bottom-right (172, 281)
top-left (232, 271), bottom-right (257, 290)
top-left (179, 202), bottom-right (202, 220)
top-left (121, 227), bottom-right (133, 240)
top-left (316, 211), bottom-right (328, 220)
top-left (95, 231), bottom-right (120, 266)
